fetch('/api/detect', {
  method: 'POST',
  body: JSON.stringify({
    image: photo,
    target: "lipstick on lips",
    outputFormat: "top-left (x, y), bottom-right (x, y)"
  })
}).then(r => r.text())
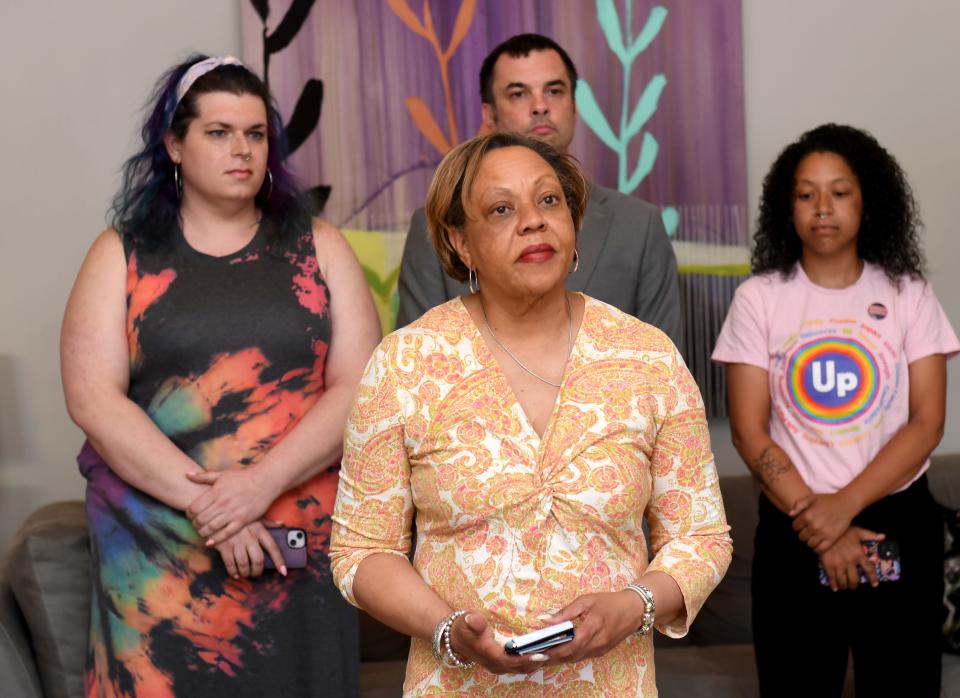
top-left (518, 243), bottom-right (556, 263)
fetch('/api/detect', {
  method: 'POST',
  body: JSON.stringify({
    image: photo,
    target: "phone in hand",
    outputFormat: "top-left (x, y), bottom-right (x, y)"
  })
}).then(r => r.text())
top-left (263, 527), bottom-right (308, 570)
top-left (504, 621), bottom-right (575, 655)
top-left (818, 539), bottom-right (900, 586)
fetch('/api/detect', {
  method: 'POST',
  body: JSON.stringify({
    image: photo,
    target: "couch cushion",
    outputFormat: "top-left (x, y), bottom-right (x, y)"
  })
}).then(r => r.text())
top-left (655, 643), bottom-right (758, 697)
top-left (0, 574), bottom-right (43, 698)
top-left (359, 609), bottom-right (409, 662)
top-left (943, 503), bottom-right (960, 655)
top-left (688, 475), bottom-right (758, 645)
top-left (359, 660), bottom-right (407, 698)
top-left (930, 455), bottom-right (960, 510)
top-left (5, 501), bottom-right (89, 698)
top-left (944, 652), bottom-right (960, 698)
top-left (656, 644), bottom-right (857, 698)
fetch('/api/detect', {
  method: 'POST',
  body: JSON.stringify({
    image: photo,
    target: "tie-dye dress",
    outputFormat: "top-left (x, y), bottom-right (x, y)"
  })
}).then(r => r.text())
top-left (78, 225), bottom-right (358, 697)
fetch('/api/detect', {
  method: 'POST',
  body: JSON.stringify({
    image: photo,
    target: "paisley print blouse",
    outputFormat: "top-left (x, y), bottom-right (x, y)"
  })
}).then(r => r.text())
top-left (331, 295), bottom-right (731, 696)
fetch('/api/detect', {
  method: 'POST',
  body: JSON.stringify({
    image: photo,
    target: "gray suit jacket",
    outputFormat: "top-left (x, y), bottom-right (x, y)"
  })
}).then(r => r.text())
top-left (396, 184), bottom-right (683, 346)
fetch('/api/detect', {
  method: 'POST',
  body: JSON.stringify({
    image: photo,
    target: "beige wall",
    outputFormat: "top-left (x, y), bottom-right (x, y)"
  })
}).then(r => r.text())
top-left (2, 1), bottom-right (959, 545)
top-left (0, 1), bottom-right (240, 545)
top-left (710, 0), bottom-right (960, 477)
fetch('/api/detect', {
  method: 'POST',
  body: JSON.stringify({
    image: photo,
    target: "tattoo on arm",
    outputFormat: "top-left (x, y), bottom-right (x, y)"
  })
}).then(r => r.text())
top-left (750, 446), bottom-right (790, 485)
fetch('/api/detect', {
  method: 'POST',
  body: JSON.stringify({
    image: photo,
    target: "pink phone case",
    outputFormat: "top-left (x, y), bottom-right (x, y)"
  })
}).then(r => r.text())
top-left (264, 527), bottom-right (308, 570)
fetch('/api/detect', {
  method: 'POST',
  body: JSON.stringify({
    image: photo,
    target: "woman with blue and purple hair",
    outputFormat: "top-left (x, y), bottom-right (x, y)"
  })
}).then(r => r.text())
top-left (60, 54), bottom-right (380, 696)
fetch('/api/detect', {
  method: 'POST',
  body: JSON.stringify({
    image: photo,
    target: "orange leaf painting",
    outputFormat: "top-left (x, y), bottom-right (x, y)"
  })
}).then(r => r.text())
top-left (444, 0), bottom-right (477, 61)
top-left (386, 0), bottom-right (429, 39)
top-left (421, 0), bottom-right (437, 42)
top-left (390, 0), bottom-right (477, 155)
top-left (405, 96), bottom-right (451, 154)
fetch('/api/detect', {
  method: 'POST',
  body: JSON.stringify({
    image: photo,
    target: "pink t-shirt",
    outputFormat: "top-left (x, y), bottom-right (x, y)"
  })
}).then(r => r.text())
top-left (712, 262), bottom-right (959, 493)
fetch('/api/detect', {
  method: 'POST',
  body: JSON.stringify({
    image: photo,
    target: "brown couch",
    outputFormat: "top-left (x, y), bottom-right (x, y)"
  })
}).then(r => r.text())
top-left (4, 455), bottom-right (959, 697)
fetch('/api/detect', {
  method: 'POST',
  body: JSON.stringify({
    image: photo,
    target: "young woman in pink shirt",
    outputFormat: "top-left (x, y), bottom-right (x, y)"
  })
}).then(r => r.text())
top-left (714, 123), bottom-right (959, 697)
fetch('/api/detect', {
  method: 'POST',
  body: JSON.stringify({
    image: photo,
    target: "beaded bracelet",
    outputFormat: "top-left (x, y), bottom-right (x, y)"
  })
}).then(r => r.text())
top-left (624, 583), bottom-right (656, 636)
top-left (431, 610), bottom-right (475, 668)
top-left (431, 612), bottom-right (453, 664)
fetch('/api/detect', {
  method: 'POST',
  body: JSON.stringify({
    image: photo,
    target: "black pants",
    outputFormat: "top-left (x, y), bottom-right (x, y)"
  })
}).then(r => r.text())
top-left (752, 476), bottom-right (943, 698)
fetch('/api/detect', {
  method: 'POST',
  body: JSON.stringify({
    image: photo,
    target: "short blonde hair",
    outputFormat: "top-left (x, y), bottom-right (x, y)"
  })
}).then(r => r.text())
top-left (424, 133), bottom-right (588, 283)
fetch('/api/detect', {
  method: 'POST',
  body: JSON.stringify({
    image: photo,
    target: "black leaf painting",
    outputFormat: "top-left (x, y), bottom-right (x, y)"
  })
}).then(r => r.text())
top-left (252, 0), bottom-right (330, 210)
top-left (250, 0), bottom-right (269, 22)
top-left (285, 79), bottom-right (324, 155)
top-left (304, 184), bottom-right (332, 215)
top-left (265, 0), bottom-right (316, 55)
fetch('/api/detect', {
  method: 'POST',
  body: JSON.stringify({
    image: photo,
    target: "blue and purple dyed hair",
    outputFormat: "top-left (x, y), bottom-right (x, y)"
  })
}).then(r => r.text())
top-left (110, 54), bottom-right (310, 252)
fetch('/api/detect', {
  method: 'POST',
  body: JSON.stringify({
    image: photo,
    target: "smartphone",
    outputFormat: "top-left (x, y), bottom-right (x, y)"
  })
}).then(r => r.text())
top-left (818, 539), bottom-right (900, 586)
top-left (263, 527), bottom-right (308, 570)
top-left (504, 621), bottom-right (575, 655)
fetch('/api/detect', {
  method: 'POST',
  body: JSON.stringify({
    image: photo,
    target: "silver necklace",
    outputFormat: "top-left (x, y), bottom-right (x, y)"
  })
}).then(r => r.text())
top-left (479, 294), bottom-right (573, 388)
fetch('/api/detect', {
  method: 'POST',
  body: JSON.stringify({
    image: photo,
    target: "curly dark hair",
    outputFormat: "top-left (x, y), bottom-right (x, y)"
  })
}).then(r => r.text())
top-left (752, 123), bottom-right (924, 286)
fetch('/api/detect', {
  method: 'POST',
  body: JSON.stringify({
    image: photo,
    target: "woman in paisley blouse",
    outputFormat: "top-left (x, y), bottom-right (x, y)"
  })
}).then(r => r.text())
top-left (331, 133), bottom-right (732, 696)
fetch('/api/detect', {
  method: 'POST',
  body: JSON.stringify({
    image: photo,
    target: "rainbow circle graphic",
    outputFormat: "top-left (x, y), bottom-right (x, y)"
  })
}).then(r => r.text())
top-left (787, 337), bottom-right (879, 424)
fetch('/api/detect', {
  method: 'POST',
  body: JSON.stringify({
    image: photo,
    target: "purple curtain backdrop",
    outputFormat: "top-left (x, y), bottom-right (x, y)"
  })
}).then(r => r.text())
top-left (240, 0), bottom-right (748, 416)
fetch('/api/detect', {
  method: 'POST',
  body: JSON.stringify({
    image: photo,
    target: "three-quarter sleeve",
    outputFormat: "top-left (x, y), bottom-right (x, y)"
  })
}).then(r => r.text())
top-left (645, 349), bottom-right (733, 637)
top-left (330, 336), bottom-right (415, 607)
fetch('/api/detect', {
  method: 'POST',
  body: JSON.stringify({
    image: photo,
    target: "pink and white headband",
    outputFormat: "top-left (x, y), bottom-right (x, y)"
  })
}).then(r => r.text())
top-left (174, 55), bottom-right (244, 106)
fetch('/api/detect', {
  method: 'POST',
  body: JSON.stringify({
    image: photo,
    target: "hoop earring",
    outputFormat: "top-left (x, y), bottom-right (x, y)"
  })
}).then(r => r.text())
top-left (261, 168), bottom-right (273, 200)
top-left (468, 267), bottom-right (479, 294)
top-left (569, 249), bottom-right (579, 274)
top-left (173, 164), bottom-right (182, 201)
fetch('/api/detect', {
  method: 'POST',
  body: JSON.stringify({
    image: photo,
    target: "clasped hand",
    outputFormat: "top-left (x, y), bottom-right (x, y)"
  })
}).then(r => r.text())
top-left (215, 520), bottom-right (288, 578)
top-left (448, 591), bottom-right (644, 674)
top-left (789, 492), bottom-right (857, 553)
top-left (186, 467), bottom-right (279, 545)
top-left (818, 525), bottom-right (885, 591)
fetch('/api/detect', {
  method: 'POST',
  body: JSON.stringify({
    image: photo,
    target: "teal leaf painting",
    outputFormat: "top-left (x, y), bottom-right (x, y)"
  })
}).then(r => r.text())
top-left (629, 6), bottom-right (668, 60)
top-left (576, 80), bottom-right (620, 152)
top-left (583, 1), bottom-right (670, 199)
top-left (661, 206), bottom-right (678, 237)
top-left (625, 132), bottom-right (659, 193)
top-left (597, 0), bottom-right (627, 63)
top-left (625, 74), bottom-right (667, 141)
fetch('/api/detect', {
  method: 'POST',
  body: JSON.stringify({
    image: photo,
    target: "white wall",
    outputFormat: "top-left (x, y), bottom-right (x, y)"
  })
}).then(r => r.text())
top-left (708, 0), bottom-right (960, 478)
top-left (2, 1), bottom-right (959, 545)
top-left (0, 2), bottom-right (240, 546)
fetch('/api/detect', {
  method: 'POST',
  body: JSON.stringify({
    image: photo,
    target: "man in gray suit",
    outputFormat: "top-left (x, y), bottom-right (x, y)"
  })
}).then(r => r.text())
top-left (396, 33), bottom-right (682, 346)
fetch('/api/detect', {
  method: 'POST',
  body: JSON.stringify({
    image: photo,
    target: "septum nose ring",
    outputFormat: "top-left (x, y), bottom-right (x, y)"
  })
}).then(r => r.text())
top-left (816, 212), bottom-right (829, 219)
